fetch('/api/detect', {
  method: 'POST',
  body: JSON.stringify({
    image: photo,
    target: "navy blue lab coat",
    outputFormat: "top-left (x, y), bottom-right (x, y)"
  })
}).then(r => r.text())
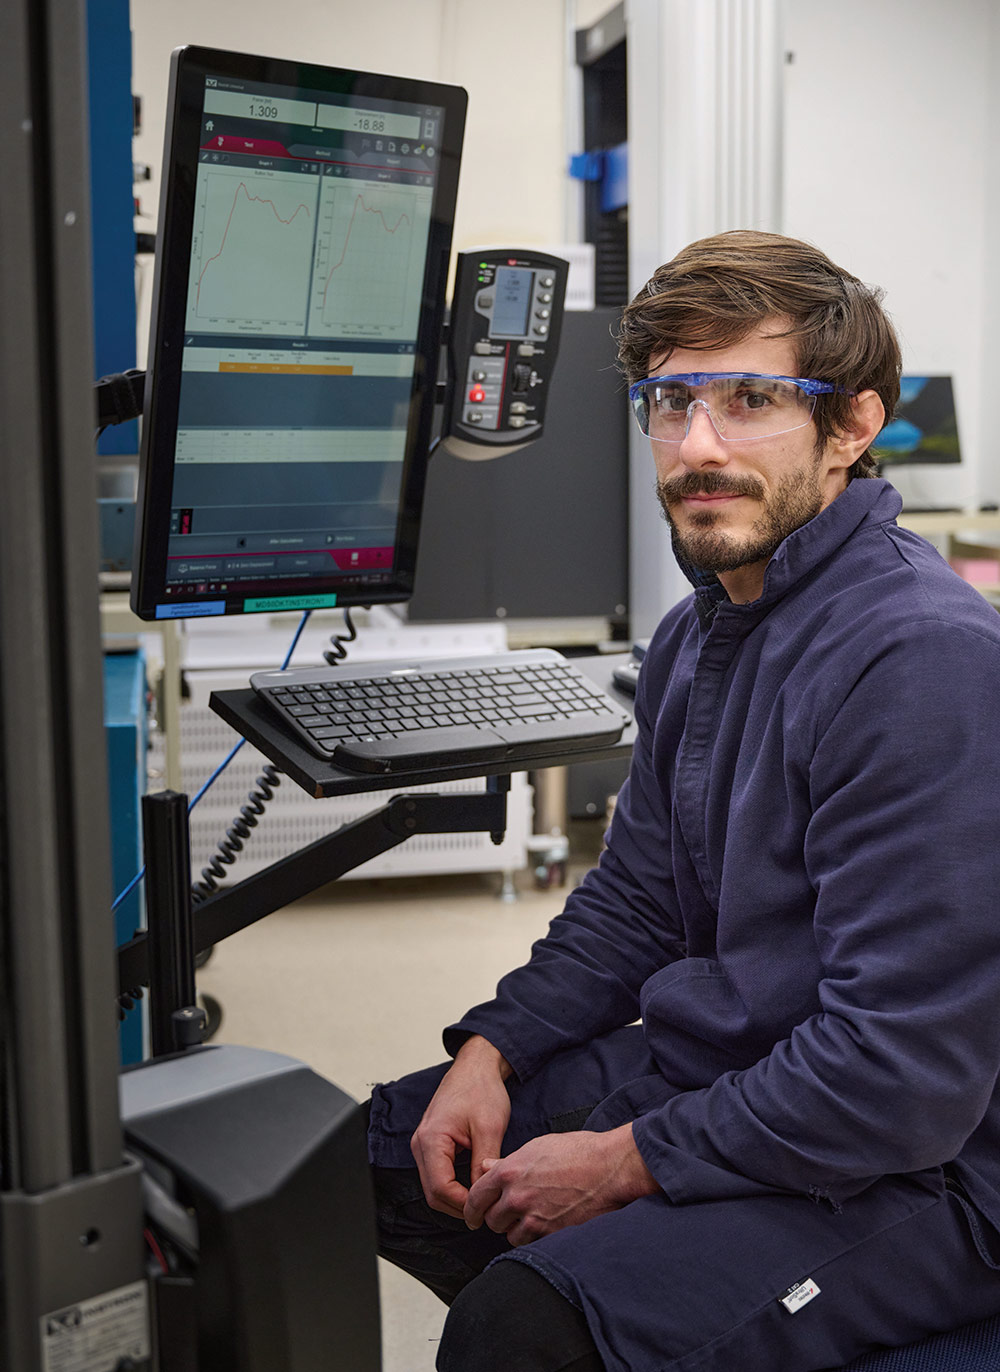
top-left (371, 479), bottom-right (1000, 1368)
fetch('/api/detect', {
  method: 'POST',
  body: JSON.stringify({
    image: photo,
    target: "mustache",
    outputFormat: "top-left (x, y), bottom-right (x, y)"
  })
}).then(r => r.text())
top-left (657, 471), bottom-right (765, 503)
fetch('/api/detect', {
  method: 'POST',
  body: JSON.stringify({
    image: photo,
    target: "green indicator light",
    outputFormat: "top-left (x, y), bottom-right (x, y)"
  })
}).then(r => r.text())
top-left (479, 261), bottom-right (488, 268)
top-left (243, 594), bottom-right (338, 613)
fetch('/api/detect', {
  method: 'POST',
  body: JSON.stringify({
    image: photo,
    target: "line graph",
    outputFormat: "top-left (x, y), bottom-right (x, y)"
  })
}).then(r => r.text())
top-left (185, 166), bottom-right (319, 335)
top-left (307, 179), bottom-right (431, 339)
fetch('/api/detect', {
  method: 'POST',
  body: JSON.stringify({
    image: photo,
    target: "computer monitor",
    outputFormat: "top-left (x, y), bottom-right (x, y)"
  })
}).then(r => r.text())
top-left (131, 46), bottom-right (466, 622)
top-left (875, 375), bottom-right (962, 467)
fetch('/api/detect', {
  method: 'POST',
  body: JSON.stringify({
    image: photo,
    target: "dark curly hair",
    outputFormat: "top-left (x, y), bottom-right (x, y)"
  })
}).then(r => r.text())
top-left (617, 230), bottom-right (901, 478)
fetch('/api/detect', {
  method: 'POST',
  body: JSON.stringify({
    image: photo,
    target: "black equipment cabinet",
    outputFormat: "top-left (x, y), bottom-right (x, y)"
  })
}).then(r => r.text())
top-left (408, 307), bottom-right (629, 629)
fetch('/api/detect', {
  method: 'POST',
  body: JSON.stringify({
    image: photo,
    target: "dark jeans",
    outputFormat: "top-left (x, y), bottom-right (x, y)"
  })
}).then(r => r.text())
top-left (442, 1262), bottom-right (604, 1372)
top-left (373, 1161), bottom-right (604, 1371)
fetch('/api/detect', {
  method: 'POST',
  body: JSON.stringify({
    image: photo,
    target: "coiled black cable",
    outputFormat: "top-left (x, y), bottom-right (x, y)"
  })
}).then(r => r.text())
top-left (117, 760), bottom-right (284, 1015)
top-left (115, 610), bottom-right (372, 1024)
top-left (324, 606), bottom-right (358, 665)
top-left (185, 609), bottom-right (360, 905)
top-left (190, 761), bottom-right (283, 905)
top-left (186, 610), bottom-right (360, 908)
top-left (114, 612), bottom-right (315, 1023)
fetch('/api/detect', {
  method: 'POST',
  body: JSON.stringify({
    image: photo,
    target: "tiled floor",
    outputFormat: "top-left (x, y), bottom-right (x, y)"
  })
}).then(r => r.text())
top-left (196, 834), bottom-right (603, 1370)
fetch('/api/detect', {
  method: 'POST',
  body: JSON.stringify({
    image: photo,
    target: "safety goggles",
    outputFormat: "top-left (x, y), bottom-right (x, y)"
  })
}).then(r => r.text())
top-left (628, 372), bottom-right (847, 444)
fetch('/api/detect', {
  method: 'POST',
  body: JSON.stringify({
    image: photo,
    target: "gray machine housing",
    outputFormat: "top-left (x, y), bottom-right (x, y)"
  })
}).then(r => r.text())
top-left (121, 1045), bottom-right (380, 1370)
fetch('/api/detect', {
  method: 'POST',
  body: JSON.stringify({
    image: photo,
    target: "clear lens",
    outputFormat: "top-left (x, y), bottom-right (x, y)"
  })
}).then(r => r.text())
top-left (632, 375), bottom-right (818, 443)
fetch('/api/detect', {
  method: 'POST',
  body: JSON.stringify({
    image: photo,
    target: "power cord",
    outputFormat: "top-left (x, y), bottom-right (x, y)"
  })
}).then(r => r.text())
top-left (114, 608), bottom-right (315, 1018)
top-left (323, 606), bottom-right (358, 665)
top-left (189, 757), bottom-right (283, 906)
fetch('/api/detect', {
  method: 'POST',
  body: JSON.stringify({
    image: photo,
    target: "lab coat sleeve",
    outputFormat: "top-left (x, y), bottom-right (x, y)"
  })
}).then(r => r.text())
top-left (632, 619), bottom-right (1000, 1204)
top-left (444, 617), bottom-right (690, 1082)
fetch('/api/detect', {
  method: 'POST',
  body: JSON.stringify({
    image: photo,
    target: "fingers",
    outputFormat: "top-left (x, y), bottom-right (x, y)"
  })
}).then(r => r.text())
top-left (463, 1166), bottom-right (504, 1232)
top-left (469, 1117), bottom-right (507, 1185)
top-left (426, 1177), bottom-right (470, 1220)
top-left (411, 1128), bottom-right (470, 1220)
top-left (463, 1165), bottom-right (545, 1246)
top-left (408, 1037), bottom-right (513, 1218)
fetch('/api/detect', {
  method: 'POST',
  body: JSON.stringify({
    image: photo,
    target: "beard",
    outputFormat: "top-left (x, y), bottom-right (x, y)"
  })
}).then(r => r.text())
top-left (656, 459), bottom-right (825, 575)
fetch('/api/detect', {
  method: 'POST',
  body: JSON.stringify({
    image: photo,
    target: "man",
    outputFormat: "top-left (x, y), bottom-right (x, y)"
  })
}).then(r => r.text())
top-left (369, 231), bottom-right (1000, 1372)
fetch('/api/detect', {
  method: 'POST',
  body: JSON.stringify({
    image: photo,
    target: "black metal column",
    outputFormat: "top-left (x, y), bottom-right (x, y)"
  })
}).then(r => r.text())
top-left (143, 792), bottom-right (199, 1058)
top-left (0, 0), bottom-right (148, 1365)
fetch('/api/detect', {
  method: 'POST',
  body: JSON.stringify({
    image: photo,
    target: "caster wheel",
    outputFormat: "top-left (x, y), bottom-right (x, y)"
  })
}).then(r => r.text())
top-left (198, 992), bottom-right (223, 1042)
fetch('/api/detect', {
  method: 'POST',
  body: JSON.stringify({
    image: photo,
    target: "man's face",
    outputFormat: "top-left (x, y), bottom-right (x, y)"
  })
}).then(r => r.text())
top-left (646, 322), bottom-right (851, 600)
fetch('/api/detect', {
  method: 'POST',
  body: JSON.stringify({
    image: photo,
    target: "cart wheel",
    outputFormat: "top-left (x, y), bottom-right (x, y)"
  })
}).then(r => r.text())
top-left (198, 992), bottom-right (223, 1042)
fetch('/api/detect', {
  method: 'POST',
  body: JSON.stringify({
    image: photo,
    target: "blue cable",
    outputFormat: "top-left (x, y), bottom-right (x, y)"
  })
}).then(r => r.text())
top-left (111, 609), bottom-right (312, 912)
top-left (111, 864), bottom-right (145, 913)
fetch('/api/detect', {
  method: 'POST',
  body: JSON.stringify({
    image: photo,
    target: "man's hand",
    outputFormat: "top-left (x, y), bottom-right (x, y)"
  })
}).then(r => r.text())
top-left (410, 1035), bottom-right (514, 1219)
top-left (462, 1124), bottom-right (659, 1247)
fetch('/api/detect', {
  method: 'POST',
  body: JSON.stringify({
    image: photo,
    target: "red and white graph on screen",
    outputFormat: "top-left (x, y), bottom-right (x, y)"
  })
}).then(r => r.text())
top-left (190, 174), bottom-right (315, 330)
top-left (313, 186), bottom-right (417, 334)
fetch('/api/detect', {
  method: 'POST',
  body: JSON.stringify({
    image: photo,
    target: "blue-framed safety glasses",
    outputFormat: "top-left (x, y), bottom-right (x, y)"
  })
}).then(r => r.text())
top-left (628, 372), bottom-right (845, 444)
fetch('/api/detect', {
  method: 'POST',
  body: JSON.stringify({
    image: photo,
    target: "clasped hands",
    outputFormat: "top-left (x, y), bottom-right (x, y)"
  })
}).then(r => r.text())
top-left (409, 1035), bottom-right (658, 1249)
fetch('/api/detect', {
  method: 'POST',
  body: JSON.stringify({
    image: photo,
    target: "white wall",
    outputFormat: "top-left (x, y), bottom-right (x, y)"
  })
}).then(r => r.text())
top-left (979, 2), bottom-right (1000, 500)
top-left (131, 0), bottom-right (577, 257)
top-left (783, 0), bottom-right (997, 508)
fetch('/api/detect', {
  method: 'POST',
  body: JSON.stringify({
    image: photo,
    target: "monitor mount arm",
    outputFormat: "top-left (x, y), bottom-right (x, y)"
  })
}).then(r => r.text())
top-left (95, 368), bottom-right (145, 433)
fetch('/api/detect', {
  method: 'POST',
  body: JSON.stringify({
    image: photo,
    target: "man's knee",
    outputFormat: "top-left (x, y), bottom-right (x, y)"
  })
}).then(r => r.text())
top-left (437, 1259), bottom-right (602, 1372)
top-left (372, 1164), bottom-right (511, 1306)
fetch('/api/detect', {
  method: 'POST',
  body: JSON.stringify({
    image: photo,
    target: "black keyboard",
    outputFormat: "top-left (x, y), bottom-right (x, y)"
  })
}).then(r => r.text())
top-left (249, 649), bottom-right (630, 774)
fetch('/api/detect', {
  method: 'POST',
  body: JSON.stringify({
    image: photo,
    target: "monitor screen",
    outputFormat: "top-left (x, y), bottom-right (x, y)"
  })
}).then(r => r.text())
top-left (131, 47), bottom-right (466, 621)
top-left (874, 375), bottom-right (962, 467)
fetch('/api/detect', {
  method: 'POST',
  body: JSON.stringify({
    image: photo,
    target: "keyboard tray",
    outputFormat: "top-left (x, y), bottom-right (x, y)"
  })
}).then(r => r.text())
top-left (250, 649), bottom-right (630, 775)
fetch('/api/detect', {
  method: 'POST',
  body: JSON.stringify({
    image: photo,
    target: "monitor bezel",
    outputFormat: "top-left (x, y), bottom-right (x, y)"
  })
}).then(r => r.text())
top-left (131, 45), bottom-right (467, 621)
